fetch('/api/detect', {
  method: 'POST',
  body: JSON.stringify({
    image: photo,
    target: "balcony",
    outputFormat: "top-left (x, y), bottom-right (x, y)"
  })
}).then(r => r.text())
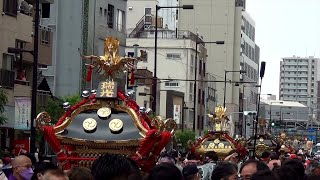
top-left (0, 69), bottom-right (15, 88)
top-left (23, 28), bottom-right (53, 65)
top-left (14, 80), bottom-right (31, 97)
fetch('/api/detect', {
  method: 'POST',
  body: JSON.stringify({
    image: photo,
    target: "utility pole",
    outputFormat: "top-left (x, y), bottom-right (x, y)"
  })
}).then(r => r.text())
top-left (30, 0), bottom-right (40, 154)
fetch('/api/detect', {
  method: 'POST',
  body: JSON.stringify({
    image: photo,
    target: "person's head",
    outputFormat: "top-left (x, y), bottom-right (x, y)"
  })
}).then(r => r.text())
top-left (4, 148), bottom-right (9, 154)
top-left (31, 161), bottom-right (57, 180)
top-left (228, 150), bottom-right (240, 164)
top-left (206, 151), bottom-right (219, 162)
top-left (127, 158), bottom-right (142, 180)
top-left (12, 155), bottom-right (33, 180)
top-left (251, 170), bottom-right (278, 180)
top-left (240, 159), bottom-right (269, 180)
top-left (270, 152), bottom-right (279, 160)
top-left (3, 156), bottom-right (12, 165)
top-left (41, 169), bottom-right (68, 180)
top-left (260, 151), bottom-right (270, 163)
top-left (276, 159), bottom-right (305, 180)
top-left (211, 161), bottom-right (238, 180)
top-left (68, 167), bottom-right (93, 180)
top-left (296, 154), bottom-right (305, 162)
top-left (157, 153), bottom-right (176, 164)
top-left (182, 164), bottom-right (200, 180)
top-left (91, 154), bottom-right (131, 180)
top-left (187, 153), bottom-right (197, 161)
top-left (148, 163), bottom-right (183, 180)
top-left (307, 160), bottom-right (320, 176)
top-left (20, 153), bottom-right (37, 165)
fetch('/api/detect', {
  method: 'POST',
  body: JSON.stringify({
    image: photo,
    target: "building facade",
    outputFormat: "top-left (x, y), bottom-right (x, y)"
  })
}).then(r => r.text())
top-left (126, 29), bottom-right (208, 133)
top-left (238, 11), bottom-right (260, 136)
top-left (179, 0), bottom-right (248, 133)
top-left (240, 11), bottom-right (259, 111)
top-left (279, 56), bottom-right (320, 123)
top-left (127, 0), bottom-right (178, 35)
top-left (0, 0), bottom-right (53, 148)
top-left (42, 0), bottom-right (127, 97)
top-left (259, 100), bottom-right (313, 138)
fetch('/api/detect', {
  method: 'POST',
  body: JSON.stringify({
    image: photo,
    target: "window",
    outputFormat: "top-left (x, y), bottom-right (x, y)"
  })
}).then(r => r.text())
top-left (165, 81), bottom-right (179, 87)
top-left (3, 0), bottom-right (17, 16)
top-left (190, 54), bottom-right (194, 74)
top-left (199, 60), bottom-right (202, 75)
top-left (198, 89), bottom-right (201, 104)
top-left (2, 54), bottom-right (14, 70)
top-left (42, 3), bottom-right (50, 18)
top-left (189, 82), bottom-right (194, 101)
top-left (176, 9), bottom-right (179, 20)
top-left (144, 8), bottom-right (152, 24)
top-left (41, 30), bottom-right (50, 45)
top-left (166, 53), bottom-right (181, 59)
top-left (203, 62), bottom-right (206, 76)
top-left (202, 90), bottom-right (205, 105)
top-left (104, 9), bottom-right (107, 16)
top-left (107, 4), bottom-right (114, 28)
top-left (99, 7), bottom-right (103, 15)
top-left (117, 9), bottom-right (125, 33)
top-left (245, 42), bottom-right (248, 56)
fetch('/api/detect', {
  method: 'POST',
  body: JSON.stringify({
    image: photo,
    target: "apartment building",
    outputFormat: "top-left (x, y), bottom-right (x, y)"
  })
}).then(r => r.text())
top-left (279, 56), bottom-right (320, 122)
top-left (41, 0), bottom-right (127, 97)
top-left (126, 30), bottom-right (208, 132)
top-left (126, 0), bottom-right (212, 134)
top-left (0, 0), bottom-right (53, 148)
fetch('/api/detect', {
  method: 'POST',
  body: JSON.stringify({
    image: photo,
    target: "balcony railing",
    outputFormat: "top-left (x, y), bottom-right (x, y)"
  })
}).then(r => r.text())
top-left (0, 69), bottom-right (15, 88)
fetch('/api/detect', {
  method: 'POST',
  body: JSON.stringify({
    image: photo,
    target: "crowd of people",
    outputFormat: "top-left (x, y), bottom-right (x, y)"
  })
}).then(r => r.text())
top-left (0, 149), bottom-right (320, 180)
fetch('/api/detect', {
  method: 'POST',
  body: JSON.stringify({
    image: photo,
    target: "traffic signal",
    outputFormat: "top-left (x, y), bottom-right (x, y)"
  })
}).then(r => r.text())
top-left (243, 111), bottom-right (257, 116)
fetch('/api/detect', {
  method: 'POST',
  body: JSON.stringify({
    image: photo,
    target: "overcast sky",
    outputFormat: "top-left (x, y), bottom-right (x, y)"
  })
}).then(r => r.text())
top-left (246, 0), bottom-right (320, 98)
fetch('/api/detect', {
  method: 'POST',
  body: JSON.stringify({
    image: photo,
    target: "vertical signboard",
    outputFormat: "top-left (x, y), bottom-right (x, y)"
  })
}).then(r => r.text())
top-left (173, 105), bottom-right (181, 124)
top-left (14, 97), bottom-right (31, 130)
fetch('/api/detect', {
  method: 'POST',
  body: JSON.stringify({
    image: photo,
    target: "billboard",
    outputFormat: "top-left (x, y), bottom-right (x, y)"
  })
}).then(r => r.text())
top-left (14, 97), bottom-right (31, 130)
top-left (13, 139), bottom-right (30, 156)
top-left (173, 105), bottom-right (181, 124)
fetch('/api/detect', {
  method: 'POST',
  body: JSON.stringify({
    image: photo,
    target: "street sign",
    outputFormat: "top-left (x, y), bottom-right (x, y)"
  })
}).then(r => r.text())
top-left (308, 128), bottom-right (315, 133)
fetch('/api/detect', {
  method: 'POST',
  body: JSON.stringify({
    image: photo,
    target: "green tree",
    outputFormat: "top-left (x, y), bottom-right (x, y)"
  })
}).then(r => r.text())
top-left (62, 94), bottom-right (81, 107)
top-left (36, 94), bottom-right (81, 144)
top-left (175, 130), bottom-right (196, 151)
top-left (0, 89), bottom-right (8, 126)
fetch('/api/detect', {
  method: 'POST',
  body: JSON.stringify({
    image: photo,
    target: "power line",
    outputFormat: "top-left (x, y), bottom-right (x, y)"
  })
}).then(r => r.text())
top-left (136, 76), bottom-right (256, 83)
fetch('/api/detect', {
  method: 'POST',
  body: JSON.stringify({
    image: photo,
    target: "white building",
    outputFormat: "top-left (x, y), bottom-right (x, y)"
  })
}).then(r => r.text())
top-left (127, 0), bottom-right (179, 34)
top-left (126, 29), bottom-right (208, 132)
top-left (241, 11), bottom-right (260, 111)
top-left (178, 0), bottom-right (244, 116)
top-left (279, 56), bottom-right (320, 123)
top-left (259, 100), bottom-right (319, 139)
top-left (126, 0), bottom-right (214, 134)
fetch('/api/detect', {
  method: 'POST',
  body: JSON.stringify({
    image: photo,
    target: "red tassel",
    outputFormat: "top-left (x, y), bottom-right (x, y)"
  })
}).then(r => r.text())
top-left (86, 65), bottom-right (94, 82)
top-left (130, 71), bottom-right (135, 85)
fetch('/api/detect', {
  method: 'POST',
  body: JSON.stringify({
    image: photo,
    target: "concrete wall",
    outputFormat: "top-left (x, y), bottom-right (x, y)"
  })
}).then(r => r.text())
top-left (54, 0), bottom-right (83, 97)
top-left (126, 36), bottom-right (206, 131)
top-left (127, 0), bottom-right (158, 33)
top-left (178, 0), bottom-right (242, 113)
top-left (136, 85), bottom-right (151, 108)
